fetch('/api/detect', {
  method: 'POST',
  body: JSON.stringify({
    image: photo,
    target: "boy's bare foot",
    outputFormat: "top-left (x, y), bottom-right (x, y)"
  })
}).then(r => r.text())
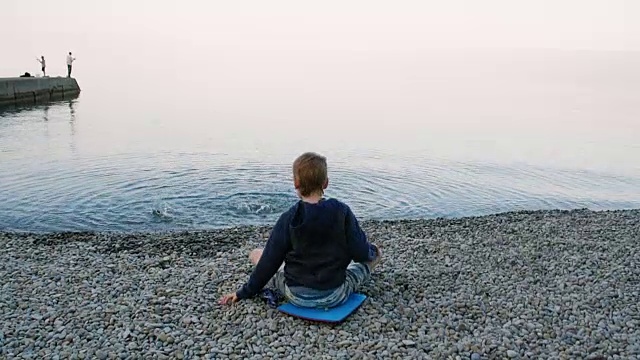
top-left (366, 244), bottom-right (382, 271)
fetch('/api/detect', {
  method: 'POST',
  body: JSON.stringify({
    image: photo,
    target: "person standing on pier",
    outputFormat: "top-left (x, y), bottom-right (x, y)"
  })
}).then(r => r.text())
top-left (66, 52), bottom-right (76, 77)
top-left (36, 56), bottom-right (46, 76)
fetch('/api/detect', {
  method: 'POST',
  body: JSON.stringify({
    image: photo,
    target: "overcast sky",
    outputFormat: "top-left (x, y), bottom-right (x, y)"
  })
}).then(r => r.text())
top-left (1, 0), bottom-right (636, 77)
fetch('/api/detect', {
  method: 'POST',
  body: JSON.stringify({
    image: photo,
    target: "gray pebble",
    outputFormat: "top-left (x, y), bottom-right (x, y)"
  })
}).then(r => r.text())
top-left (0, 209), bottom-right (639, 359)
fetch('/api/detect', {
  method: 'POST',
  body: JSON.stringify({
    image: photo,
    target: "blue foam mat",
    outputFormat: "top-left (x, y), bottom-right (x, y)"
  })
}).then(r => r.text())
top-left (277, 293), bottom-right (367, 323)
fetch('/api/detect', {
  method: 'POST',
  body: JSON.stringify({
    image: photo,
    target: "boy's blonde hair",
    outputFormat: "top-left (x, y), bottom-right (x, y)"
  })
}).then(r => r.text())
top-left (293, 152), bottom-right (328, 197)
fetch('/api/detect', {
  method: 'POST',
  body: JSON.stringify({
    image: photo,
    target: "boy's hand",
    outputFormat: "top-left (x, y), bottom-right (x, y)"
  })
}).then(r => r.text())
top-left (219, 292), bottom-right (239, 305)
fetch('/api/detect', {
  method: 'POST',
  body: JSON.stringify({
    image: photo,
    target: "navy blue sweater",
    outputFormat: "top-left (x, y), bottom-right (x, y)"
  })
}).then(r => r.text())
top-left (236, 198), bottom-right (376, 300)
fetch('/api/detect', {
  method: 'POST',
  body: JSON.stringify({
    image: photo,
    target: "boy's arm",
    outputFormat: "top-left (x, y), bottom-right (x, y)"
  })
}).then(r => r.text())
top-left (235, 212), bottom-right (290, 300)
top-left (344, 205), bottom-right (377, 263)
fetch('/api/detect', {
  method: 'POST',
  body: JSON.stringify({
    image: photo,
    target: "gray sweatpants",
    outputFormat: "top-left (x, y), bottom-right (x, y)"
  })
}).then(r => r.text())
top-left (269, 262), bottom-right (371, 308)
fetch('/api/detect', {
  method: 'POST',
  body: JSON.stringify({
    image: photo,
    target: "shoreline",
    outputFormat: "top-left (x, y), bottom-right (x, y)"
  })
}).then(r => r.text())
top-left (1, 208), bottom-right (639, 359)
top-left (2, 207), bottom-right (638, 236)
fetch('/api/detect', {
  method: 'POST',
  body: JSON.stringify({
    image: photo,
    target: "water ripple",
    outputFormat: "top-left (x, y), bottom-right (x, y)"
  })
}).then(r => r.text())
top-left (1, 153), bottom-right (639, 232)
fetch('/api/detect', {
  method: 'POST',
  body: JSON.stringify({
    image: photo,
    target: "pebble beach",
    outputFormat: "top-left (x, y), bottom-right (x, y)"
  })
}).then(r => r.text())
top-left (1, 208), bottom-right (639, 359)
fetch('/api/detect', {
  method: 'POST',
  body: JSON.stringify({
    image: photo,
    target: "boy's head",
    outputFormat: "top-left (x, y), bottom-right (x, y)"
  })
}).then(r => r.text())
top-left (292, 152), bottom-right (328, 197)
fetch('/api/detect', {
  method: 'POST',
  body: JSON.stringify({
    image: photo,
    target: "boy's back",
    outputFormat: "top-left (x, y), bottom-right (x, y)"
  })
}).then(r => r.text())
top-left (235, 197), bottom-right (376, 299)
top-left (285, 198), bottom-right (374, 290)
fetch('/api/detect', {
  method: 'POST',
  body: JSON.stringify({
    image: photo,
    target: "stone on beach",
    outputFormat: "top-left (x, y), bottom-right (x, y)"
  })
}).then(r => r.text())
top-left (0, 208), bottom-right (639, 359)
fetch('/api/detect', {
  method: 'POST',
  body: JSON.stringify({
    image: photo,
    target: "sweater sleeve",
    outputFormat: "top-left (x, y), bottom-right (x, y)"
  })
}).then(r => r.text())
top-left (236, 212), bottom-right (290, 300)
top-left (344, 204), bottom-right (377, 263)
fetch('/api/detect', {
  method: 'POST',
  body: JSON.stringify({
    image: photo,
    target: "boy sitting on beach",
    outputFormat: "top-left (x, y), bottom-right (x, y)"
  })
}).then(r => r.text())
top-left (219, 152), bottom-right (382, 308)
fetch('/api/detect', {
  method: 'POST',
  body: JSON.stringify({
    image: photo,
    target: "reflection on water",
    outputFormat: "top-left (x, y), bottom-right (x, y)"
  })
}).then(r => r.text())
top-left (68, 100), bottom-right (77, 151)
top-left (1, 50), bottom-right (639, 232)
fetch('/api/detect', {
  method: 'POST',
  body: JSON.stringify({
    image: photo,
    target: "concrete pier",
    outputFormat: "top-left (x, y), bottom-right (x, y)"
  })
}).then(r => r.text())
top-left (0, 77), bottom-right (81, 107)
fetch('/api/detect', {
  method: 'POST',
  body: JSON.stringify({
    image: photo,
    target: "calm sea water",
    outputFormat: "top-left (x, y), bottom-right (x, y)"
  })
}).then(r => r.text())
top-left (1, 50), bottom-right (639, 232)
